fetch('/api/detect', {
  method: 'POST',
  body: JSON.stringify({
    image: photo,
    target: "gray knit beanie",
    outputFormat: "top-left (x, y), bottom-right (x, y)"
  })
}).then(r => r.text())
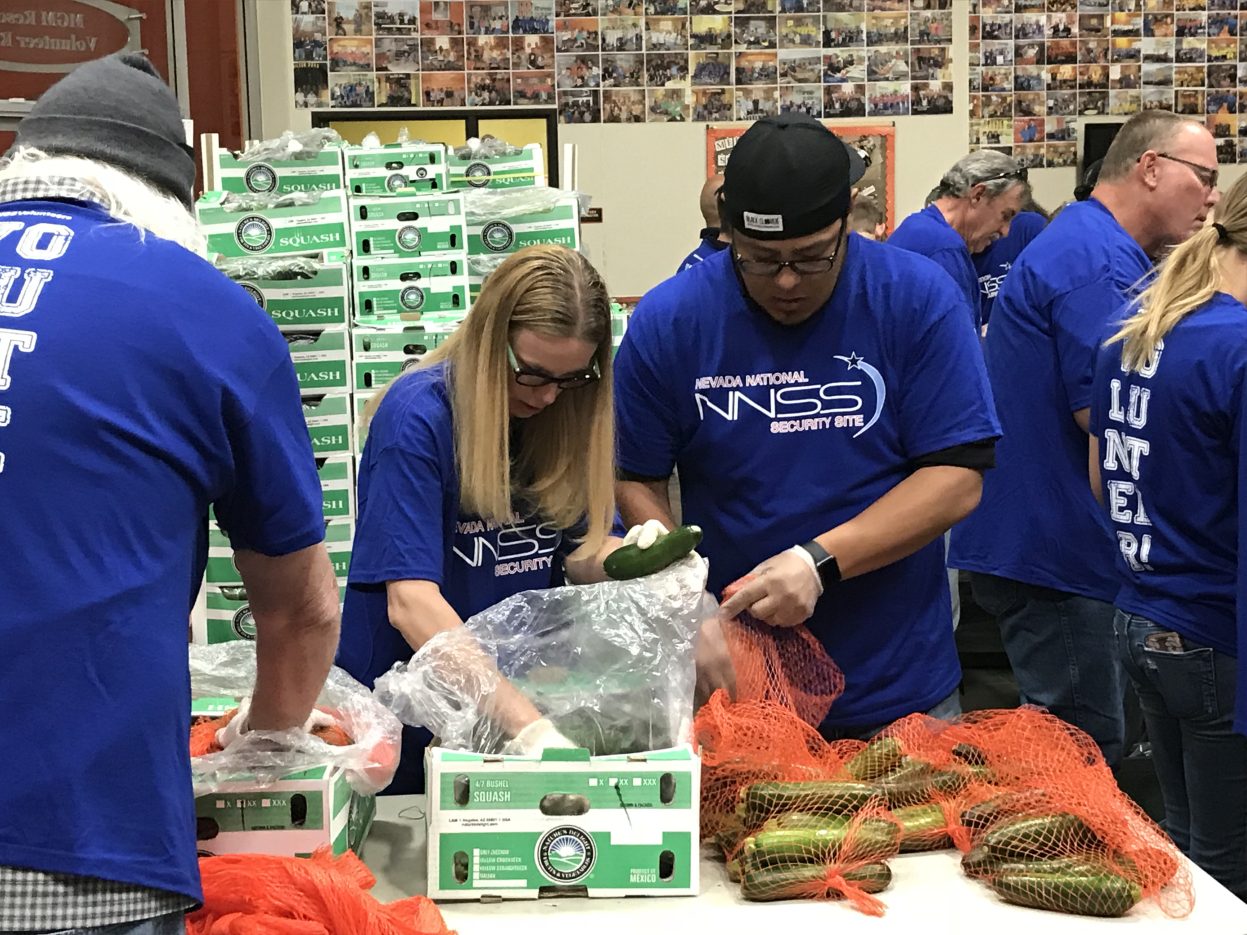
top-left (14, 53), bottom-right (196, 208)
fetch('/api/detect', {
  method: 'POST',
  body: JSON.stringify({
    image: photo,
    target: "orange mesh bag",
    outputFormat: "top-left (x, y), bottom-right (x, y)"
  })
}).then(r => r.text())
top-left (190, 708), bottom-right (355, 757)
top-left (932, 708), bottom-right (1193, 919)
top-left (187, 847), bottom-right (452, 935)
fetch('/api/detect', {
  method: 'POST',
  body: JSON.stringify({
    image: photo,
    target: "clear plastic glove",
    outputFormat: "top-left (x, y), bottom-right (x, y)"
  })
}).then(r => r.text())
top-left (719, 547), bottom-right (823, 629)
top-left (622, 518), bottom-right (667, 549)
top-left (500, 717), bottom-right (578, 756)
top-left (214, 696), bottom-right (337, 750)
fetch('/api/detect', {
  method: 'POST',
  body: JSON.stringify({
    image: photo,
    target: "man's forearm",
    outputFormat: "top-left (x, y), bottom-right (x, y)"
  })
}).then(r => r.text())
top-left (616, 477), bottom-right (676, 529)
top-left (812, 465), bottom-right (983, 581)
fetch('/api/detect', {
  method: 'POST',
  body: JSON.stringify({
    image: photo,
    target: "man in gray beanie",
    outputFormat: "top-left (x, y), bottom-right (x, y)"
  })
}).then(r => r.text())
top-left (0, 54), bottom-right (341, 933)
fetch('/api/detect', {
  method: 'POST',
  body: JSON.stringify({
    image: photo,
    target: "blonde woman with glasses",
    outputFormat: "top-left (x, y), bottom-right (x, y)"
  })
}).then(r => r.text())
top-left (338, 244), bottom-right (645, 793)
top-left (1090, 174), bottom-right (1247, 898)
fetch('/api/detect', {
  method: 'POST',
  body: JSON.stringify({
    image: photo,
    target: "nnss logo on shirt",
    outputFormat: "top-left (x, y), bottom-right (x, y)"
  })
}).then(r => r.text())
top-left (453, 517), bottom-right (561, 577)
top-left (693, 353), bottom-right (886, 438)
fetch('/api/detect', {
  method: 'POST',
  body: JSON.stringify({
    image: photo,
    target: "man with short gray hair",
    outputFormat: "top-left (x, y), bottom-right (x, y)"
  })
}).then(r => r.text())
top-left (888, 150), bottom-right (1028, 331)
top-left (950, 110), bottom-right (1220, 768)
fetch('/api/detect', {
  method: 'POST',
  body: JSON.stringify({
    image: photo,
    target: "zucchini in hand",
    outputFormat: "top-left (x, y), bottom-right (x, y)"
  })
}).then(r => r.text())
top-left (604, 525), bottom-right (702, 580)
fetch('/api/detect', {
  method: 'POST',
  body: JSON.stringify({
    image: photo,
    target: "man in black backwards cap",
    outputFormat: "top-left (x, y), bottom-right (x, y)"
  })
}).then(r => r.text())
top-left (614, 114), bottom-right (1000, 733)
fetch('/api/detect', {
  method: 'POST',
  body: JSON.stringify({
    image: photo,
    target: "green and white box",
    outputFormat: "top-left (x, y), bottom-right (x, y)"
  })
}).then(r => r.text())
top-left (350, 193), bottom-right (466, 258)
top-left (318, 454), bottom-right (355, 520)
top-left (197, 190), bottom-right (349, 258)
top-left (449, 144), bottom-right (546, 191)
top-left (466, 192), bottom-right (581, 257)
top-left (324, 519), bottom-right (354, 582)
top-left (207, 528), bottom-right (244, 587)
top-left (218, 149), bottom-right (345, 195)
top-left (195, 585), bottom-right (347, 644)
top-left (353, 325), bottom-right (453, 392)
top-left (303, 392), bottom-right (353, 456)
top-left (345, 143), bottom-right (449, 197)
top-left (285, 327), bottom-right (351, 394)
top-left (352, 255), bottom-right (470, 324)
top-left (193, 699), bottom-right (374, 858)
top-left (425, 745), bottom-right (700, 900)
top-left (220, 252), bottom-right (350, 330)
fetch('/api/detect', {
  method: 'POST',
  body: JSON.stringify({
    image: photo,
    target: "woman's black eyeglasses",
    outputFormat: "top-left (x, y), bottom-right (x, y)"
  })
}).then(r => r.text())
top-left (507, 344), bottom-right (600, 389)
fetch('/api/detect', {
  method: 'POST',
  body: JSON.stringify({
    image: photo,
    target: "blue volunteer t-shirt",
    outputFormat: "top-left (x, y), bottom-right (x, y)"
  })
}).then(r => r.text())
top-left (338, 363), bottom-right (590, 789)
top-left (887, 203), bottom-right (981, 330)
top-left (973, 211), bottom-right (1047, 326)
top-left (1091, 295), bottom-right (1247, 728)
top-left (677, 231), bottom-right (730, 274)
top-left (950, 199), bottom-right (1151, 601)
top-left (0, 199), bottom-right (324, 904)
top-left (615, 239), bottom-right (1000, 729)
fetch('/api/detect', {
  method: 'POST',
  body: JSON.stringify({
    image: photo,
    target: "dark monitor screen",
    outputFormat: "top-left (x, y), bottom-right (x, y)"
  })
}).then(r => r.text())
top-left (1082, 121), bottom-right (1123, 173)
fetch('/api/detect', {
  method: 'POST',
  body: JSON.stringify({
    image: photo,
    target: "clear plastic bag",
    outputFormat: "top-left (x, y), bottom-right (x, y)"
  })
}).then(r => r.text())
top-left (374, 554), bottom-right (712, 756)
top-left (452, 135), bottom-right (522, 159)
top-left (236, 128), bottom-right (342, 162)
top-left (215, 255), bottom-right (322, 282)
top-left (216, 191), bottom-right (321, 213)
top-left (461, 186), bottom-right (591, 222)
top-left (189, 641), bottom-right (403, 796)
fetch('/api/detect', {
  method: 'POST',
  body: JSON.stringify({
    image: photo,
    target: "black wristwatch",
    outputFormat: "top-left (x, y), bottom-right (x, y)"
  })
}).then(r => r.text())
top-left (800, 540), bottom-right (842, 586)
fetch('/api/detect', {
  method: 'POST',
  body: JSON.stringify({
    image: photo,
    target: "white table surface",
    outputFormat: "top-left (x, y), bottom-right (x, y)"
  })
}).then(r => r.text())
top-left (364, 796), bottom-right (1247, 935)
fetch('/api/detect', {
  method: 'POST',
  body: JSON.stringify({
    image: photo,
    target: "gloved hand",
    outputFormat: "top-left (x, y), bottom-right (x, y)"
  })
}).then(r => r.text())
top-left (622, 518), bottom-right (667, 549)
top-left (214, 697), bottom-right (337, 750)
top-left (500, 717), bottom-right (578, 756)
top-left (694, 615), bottom-right (736, 710)
top-left (718, 546), bottom-right (823, 629)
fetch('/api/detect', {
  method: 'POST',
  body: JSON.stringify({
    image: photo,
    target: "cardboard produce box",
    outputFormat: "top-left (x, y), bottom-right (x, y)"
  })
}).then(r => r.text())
top-left (352, 255), bottom-right (470, 324)
top-left (284, 327), bottom-right (351, 395)
top-left (466, 192), bottom-right (580, 257)
top-left (425, 745), bottom-right (700, 900)
top-left (349, 193), bottom-right (466, 259)
top-left (353, 325), bottom-right (453, 393)
top-left (303, 392), bottom-right (354, 457)
top-left (197, 191), bottom-right (349, 258)
top-left (217, 149), bottom-right (345, 196)
top-left (324, 518), bottom-right (354, 582)
top-left (194, 584), bottom-right (348, 645)
top-left (449, 144), bottom-right (546, 190)
top-left (344, 143), bottom-right (449, 197)
top-left (192, 697), bottom-right (375, 858)
top-left (219, 252), bottom-right (350, 330)
top-left (318, 454), bottom-right (355, 521)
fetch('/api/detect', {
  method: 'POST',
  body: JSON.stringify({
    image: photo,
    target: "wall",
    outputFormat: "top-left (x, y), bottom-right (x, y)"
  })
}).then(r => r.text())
top-left (246, 1), bottom-right (1240, 299)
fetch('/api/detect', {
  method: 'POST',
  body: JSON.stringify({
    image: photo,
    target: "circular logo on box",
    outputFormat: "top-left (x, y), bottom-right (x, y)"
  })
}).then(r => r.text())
top-left (239, 282), bottom-right (265, 309)
top-left (396, 225), bottom-right (423, 252)
top-left (465, 162), bottom-right (492, 188)
top-left (236, 216), bottom-right (274, 253)
top-left (481, 220), bottom-right (515, 252)
top-left (400, 285), bottom-right (426, 310)
top-left (244, 163), bottom-right (278, 194)
top-left (414, 166), bottom-right (430, 180)
top-left (231, 606), bottom-right (257, 640)
top-left (385, 172), bottom-right (409, 193)
top-left (536, 826), bottom-right (595, 884)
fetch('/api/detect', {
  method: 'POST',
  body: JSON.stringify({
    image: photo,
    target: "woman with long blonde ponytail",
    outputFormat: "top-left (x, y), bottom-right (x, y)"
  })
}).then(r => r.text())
top-left (337, 244), bottom-right (643, 793)
top-left (1090, 172), bottom-right (1247, 898)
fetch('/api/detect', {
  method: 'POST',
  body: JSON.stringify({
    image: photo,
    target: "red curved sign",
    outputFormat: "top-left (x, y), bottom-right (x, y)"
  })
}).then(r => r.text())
top-left (0, 1), bottom-right (131, 68)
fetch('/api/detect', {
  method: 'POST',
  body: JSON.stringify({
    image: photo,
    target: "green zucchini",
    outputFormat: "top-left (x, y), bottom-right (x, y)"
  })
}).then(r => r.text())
top-left (604, 524), bottom-right (703, 580)
top-left (893, 804), bottom-right (953, 852)
top-left (844, 737), bottom-right (905, 782)
top-left (959, 790), bottom-right (1048, 836)
top-left (880, 766), bottom-right (967, 808)
top-left (989, 870), bottom-right (1141, 917)
top-left (962, 845), bottom-right (1003, 879)
top-left (997, 857), bottom-right (1113, 877)
top-left (952, 742), bottom-right (988, 766)
top-left (737, 780), bottom-right (879, 825)
top-left (742, 818), bottom-right (901, 865)
top-left (740, 861), bottom-right (892, 901)
top-left (983, 813), bottom-right (1104, 862)
top-left (762, 813), bottom-right (851, 833)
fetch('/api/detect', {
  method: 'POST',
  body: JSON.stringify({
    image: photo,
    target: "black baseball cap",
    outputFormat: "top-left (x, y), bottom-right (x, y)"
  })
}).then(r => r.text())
top-left (721, 114), bottom-right (867, 241)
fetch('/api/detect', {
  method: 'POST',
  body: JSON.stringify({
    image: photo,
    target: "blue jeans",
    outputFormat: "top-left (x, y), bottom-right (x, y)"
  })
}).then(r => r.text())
top-left (820, 689), bottom-right (962, 741)
top-left (1115, 609), bottom-right (1247, 899)
top-left (27, 911), bottom-right (186, 935)
top-left (970, 573), bottom-right (1125, 767)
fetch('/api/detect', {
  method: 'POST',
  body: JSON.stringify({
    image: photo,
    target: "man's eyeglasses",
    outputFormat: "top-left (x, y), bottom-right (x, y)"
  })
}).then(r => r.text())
top-left (1155, 152), bottom-right (1219, 191)
top-left (507, 343), bottom-right (599, 389)
top-left (734, 235), bottom-right (843, 278)
top-left (978, 166), bottom-right (1029, 186)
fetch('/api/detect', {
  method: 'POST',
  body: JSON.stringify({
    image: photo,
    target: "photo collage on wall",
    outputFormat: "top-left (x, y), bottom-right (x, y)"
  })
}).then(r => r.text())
top-left (290, 0), bottom-right (955, 124)
top-left (970, 0), bottom-right (1247, 169)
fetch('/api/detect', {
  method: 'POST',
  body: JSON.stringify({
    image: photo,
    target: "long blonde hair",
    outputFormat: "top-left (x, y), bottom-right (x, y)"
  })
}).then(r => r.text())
top-left (1110, 172), bottom-right (1247, 371)
top-left (369, 244), bottom-right (615, 550)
